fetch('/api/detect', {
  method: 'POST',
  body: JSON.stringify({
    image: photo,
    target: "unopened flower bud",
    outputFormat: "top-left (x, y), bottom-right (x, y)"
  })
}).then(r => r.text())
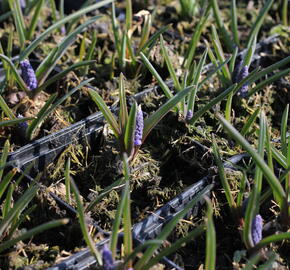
top-left (237, 65), bottom-right (249, 98)
top-left (134, 105), bottom-right (143, 146)
top-left (252, 214), bottom-right (263, 245)
top-left (17, 114), bottom-right (28, 131)
top-left (20, 59), bottom-right (38, 91)
top-left (102, 245), bottom-right (114, 270)
top-left (186, 109), bottom-right (193, 122)
top-left (232, 58), bottom-right (243, 84)
top-left (20, 0), bottom-right (26, 11)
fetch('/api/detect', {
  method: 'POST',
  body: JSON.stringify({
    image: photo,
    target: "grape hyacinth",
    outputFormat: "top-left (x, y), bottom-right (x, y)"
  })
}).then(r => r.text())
top-left (17, 114), bottom-right (28, 135)
top-left (251, 214), bottom-right (263, 245)
top-left (20, 0), bottom-right (26, 11)
top-left (20, 59), bottom-right (38, 91)
top-left (102, 245), bottom-right (115, 270)
top-left (186, 109), bottom-right (193, 122)
top-left (232, 57), bottom-right (243, 84)
top-left (134, 105), bottom-right (143, 147)
top-left (237, 65), bottom-right (249, 98)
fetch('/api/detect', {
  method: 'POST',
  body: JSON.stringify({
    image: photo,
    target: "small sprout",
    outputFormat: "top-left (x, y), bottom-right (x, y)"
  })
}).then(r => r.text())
top-left (102, 245), bottom-right (115, 270)
top-left (252, 214), bottom-right (263, 245)
top-left (134, 105), bottom-right (143, 147)
top-left (186, 109), bottom-right (193, 122)
top-left (20, 59), bottom-right (38, 91)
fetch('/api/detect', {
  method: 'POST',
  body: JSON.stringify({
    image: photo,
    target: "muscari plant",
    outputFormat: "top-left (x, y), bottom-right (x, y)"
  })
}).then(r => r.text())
top-left (0, 0), bottom-right (115, 139)
top-left (143, 25), bottom-right (290, 127)
top-left (85, 154), bottom-right (215, 270)
top-left (136, 1), bottom-right (258, 125)
top-left (0, 77), bottom-right (94, 140)
top-left (110, 0), bottom-right (170, 76)
top-left (0, 141), bottom-right (68, 254)
top-left (0, 0), bottom-right (113, 97)
top-left (212, 108), bottom-right (290, 260)
top-left (89, 73), bottom-right (194, 161)
top-left (208, 0), bottom-right (290, 123)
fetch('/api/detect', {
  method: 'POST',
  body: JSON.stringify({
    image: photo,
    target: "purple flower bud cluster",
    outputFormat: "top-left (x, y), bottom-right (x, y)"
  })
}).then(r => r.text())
top-left (134, 105), bottom-right (143, 146)
top-left (17, 114), bottom-right (28, 133)
top-left (20, 0), bottom-right (26, 11)
top-left (237, 65), bottom-right (249, 98)
top-left (232, 56), bottom-right (250, 98)
top-left (186, 109), bottom-right (193, 122)
top-left (251, 214), bottom-right (263, 245)
top-left (232, 58), bottom-right (243, 84)
top-left (20, 59), bottom-right (38, 91)
top-left (102, 245), bottom-right (115, 270)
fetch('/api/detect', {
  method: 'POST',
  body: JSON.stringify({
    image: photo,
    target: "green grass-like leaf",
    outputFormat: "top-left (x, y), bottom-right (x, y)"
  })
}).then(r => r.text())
top-left (0, 95), bottom-right (16, 120)
top-left (0, 170), bottom-right (15, 201)
top-left (118, 73), bottom-right (128, 132)
top-left (0, 184), bottom-right (38, 237)
top-left (211, 0), bottom-right (233, 52)
top-left (110, 178), bottom-right (129, 258)
top-left (134, 184), bottom-right (212, 270)
top-left (89, 88), bottom-right (121, 138)
top-left (216, 113), bottom-right (285, 208)
top-left (70, 178), bottom-right (102, 264)
top-left (0, 117), bottom-right (34, 128)
top-left (251, 232), bottom-right (290, 251)
top-left (142, 225), bottom-right (205, 270)
top-left (143, 85), bottom-right (193, 142)
top-left (248, 67), bottom-right (290, 97)
top-left (0, 140), bottom-right (10, 181)
top-left (205, 197), bottom-right (216, 270)
top-left (85, 178), bottom-right (125, 213)
top-left (36, 15), bottom-right (99, 83)
top-left (183, 6), bottom-right (210, 69)
top-left (35, 60), bottom-right (95, 95)
top-left (246, 0), bottom-right (274, 47)
top-left (140, 52), bottom-right (173, 100)
top-left (240, 108), bottom-right (260, 136)
top-left (188, 84), bottom-right (237, 125)
top-left (187, 48), bottom-right (208, 112)
top-left (0, 219), bottom-right (69, 253)
top-left (230, 0), bottom-right (239, 46)
top-left (65, 157), bottom-right (71, 204)
top-left (122, 154), bottom-right (133, 267)
top-left (19, 0), bottom-right (113, 60)
top-left (8, 0), bottom-right (26, 47)
top-left (160, 35), bottom-right (181, 91)
top-left (0, 54), bottom-right (30, 93)
top-left (27, 0), bottom-right (44, 40)
top-left (25, 93), bottom-right (57, 140)
top-left (212, 136), bottom-right (235, 210)
top-left (124, 102), bottom-right (137, 155)
top-left (281, 104), bottom-right (289, 157)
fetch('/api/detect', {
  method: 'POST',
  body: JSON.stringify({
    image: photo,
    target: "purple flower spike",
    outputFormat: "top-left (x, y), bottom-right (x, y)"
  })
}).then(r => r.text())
top-left (20, 59), bottom-right (38, 91)
top-left (19, 0), bottom-right (26, 14)
top-left (232, 58), bottom-right (243, 83)
top-left (20, 0), bottom-right (26, 11)
top-left (102, 245), bottom-right (115, 270)
top-left (17, 114), bottom-right (28, 134)
top-left (134, 105), bottom-right (143, 147)
top-left (251, 214), bottom-right (263, 245)
top-left (237, 65), bottom-right (249, 98)
top-left (186, 109), bottom-right (193, 122)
